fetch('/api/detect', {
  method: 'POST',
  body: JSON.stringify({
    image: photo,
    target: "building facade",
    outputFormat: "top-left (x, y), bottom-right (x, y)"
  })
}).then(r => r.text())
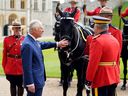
top-left (0, 0), bottom-right (53, 37)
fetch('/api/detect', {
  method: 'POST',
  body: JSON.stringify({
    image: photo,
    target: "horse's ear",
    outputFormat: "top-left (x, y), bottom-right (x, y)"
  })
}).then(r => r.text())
top-left (56, 2), bottom-right (63, 17)
top-left (71, 7), bottom-right (77, 17)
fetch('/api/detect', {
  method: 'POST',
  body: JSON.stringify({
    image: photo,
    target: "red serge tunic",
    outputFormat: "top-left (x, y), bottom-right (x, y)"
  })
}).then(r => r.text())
top-left (64, 7), bottom-right (80, 22)
top-left (2, 35), bottom-right (24, 75)
top-left (86, 33), bottom-right (120, 88)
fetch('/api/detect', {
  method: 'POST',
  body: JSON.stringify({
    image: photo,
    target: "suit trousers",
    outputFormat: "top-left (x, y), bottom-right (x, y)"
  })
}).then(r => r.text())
top-left (26, 87), bottom-right (43, 96)
top-left (92, 84), bottom-right (117, 96)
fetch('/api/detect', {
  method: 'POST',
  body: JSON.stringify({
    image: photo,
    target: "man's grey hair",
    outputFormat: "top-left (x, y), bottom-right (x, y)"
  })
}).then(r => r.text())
top-left (95, 24), bottom-right (109, 31)
top-left (29, 20), bottom-right (43, 33)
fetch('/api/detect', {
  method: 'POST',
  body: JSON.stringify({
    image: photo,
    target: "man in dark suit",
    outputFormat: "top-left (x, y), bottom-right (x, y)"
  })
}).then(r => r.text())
top-left (21, 20), bottom-right (68, 96)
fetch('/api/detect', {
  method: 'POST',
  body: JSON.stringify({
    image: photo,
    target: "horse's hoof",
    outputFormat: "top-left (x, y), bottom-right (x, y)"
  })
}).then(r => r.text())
top-left (121, 85), bottom-right (126, 90)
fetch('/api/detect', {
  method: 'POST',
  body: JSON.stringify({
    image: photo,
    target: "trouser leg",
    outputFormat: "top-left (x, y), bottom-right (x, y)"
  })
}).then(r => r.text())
top-left (18, 85), bottom-right (24, 96)
top-left (10, 83), bottom-right (16, 96)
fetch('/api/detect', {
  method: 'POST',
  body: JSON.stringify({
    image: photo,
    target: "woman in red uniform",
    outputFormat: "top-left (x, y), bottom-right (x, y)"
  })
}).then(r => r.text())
top-left (2, 20), bottom-right (24, 96)
top-left (55, 0), bottom-right (80, 22)
top-left (64, 0), bottom-right (80, 22)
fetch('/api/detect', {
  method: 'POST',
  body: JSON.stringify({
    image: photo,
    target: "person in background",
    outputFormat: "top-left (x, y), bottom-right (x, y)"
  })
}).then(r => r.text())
top-left (2, 20), bottom-right (24, 96)
top-left (118, 6), bottom-right (128, 17)
top-left (64, 0), bottom-right (80, 22)
top-left (84, 7), bottom-right (122, 60)
top-left (99, 7), bottom-right (122, 54)
top-left (21, 20), bottom-right (68, 96)
top-left (55, 0), bottom-right (80, 22)
top-left (85, 16), bottom-right (120, 96)
top-left (83, 0), bottom-right (109, 16)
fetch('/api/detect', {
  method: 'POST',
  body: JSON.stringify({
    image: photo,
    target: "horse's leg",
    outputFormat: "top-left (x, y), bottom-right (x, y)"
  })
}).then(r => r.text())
top-left (84, 59), bottom-right (91, 96)
top-left (121, 57), bottom-right (127, 90)
top-left (68, 64), bottom-right (74, 86)
top-left (63, 65), bottom-right (70, 96)
top-left (75, 59), bottom-right (85, 96)
top-left (58, 51), bottom-right (64, 86)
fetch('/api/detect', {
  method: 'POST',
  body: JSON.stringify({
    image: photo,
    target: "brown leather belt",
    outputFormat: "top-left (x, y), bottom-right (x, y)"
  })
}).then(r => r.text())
top-left (7, 54), bottom-right (21, 59)
top-left (99, 62), bottom-right (116, 66)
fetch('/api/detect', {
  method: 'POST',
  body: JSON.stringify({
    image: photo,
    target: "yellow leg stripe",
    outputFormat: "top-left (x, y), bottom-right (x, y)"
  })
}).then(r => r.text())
top-left (95, 88), bottom-right (98, 96)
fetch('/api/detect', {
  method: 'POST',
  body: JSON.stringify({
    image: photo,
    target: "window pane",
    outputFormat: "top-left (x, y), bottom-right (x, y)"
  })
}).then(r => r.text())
top-left (21, 0), bottom-right (25, 9)
top-left (34, 0), bottom-right (38, 10)
top-left (42, 0), bottom-right (45, 11)
top-left (10, 0), bottom-right (15, 8)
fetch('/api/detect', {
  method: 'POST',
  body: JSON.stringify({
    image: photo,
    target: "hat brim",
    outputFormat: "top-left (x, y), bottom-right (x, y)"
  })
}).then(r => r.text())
top-left (69, 1), bottom-right (78, 3)
top-left (98, 0), bottom-right (109, 1)
top-left (93, 16), bottom-right (110, 24)
top-left (100, 13), bottom-right (113, 16)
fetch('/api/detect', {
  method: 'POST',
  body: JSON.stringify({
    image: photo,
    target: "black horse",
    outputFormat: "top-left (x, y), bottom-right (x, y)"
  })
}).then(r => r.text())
top-left (121, 17), bottom-right (128, 90)
top-left (54, 4), bottom-right (93, 96)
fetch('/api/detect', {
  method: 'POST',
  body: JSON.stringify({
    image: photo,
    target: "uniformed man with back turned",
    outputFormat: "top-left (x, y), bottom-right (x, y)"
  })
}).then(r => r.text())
top-left (85, 16), bottom-right (120, 96)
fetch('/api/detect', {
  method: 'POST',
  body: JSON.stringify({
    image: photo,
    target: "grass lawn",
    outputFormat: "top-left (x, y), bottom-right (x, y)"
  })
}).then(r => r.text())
top-left (0, 38), bottom-right (127, 79)
top-left (0, 2), bottom-right (128, 79)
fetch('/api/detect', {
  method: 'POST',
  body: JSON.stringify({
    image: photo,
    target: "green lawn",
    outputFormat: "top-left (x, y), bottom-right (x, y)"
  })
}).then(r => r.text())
top-left (0, 2), bottom-right (128, 78)
top-left (0, 38), bottom-right (128, 79)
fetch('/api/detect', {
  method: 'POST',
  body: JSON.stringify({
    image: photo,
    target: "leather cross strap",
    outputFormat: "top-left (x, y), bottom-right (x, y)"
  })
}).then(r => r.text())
top-left (7, 54), bottom-right (21, 59)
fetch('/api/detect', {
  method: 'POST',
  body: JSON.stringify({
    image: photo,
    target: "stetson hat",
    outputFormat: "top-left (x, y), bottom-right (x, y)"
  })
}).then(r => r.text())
top-left (93, 16), bottom-right (111, 24)
top-left (99, 7), bottom-right (113, 16)
top-left (69, 0), bottom-right (78, 3)
top-left (98, 0), bottom-right (109, 1)
top-left (11, 20), bottom-right (21, 27)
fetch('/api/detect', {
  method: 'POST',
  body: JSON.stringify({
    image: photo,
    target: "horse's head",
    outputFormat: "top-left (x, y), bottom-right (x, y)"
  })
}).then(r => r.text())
top-left (56, 4), bottom-right (77, 51)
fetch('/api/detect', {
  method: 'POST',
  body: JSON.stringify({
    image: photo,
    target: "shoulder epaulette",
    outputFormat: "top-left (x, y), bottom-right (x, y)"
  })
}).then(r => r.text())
top-left (93, 34), bottom-right (101, 39)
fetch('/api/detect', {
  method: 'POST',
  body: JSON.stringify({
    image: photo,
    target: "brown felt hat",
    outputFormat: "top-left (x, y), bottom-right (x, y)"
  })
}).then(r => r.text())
top-left (99, 7), bottom-right (113, 16)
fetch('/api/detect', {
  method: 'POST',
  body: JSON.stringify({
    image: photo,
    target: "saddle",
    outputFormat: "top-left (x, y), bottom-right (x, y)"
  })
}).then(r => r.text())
top-left (75, 22), bottom-right (94, 35)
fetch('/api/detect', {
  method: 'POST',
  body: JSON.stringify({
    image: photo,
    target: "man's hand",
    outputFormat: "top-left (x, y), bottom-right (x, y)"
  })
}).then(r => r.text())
top-left (58, 39), bottom-right (69, 48)
top-left (27, 84), bottom-right (35, 93)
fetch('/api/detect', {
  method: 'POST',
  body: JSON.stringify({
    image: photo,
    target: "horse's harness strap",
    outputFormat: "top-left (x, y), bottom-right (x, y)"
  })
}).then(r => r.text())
top-left (61, 17), bottom-right (74, 20)
top-left (99, 62), bottom-right (116, 66)
top-left (124, 24), bottom-right (128, 26)
top-left (78, 27), bottom-right (87, 42)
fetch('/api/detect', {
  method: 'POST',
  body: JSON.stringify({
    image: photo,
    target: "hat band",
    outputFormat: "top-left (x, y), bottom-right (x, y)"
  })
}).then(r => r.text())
top-left (94, 20), bottom-right (110, 24)
top-left (100, 13), bottom-right (113, 16)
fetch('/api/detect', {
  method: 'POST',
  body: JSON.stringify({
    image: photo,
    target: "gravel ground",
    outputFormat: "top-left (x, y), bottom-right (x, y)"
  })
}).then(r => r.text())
top-left (0, 77), bottom-right (128, 96)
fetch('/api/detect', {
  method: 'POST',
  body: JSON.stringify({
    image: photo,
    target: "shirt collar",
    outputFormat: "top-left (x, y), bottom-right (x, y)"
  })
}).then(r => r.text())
top-left (28, 33), bottom-right (37, 41)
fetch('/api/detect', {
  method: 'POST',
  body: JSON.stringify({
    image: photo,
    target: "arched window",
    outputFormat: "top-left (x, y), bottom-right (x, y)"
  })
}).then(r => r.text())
top-left (8, 14), bottom-right (17, 24)
top-left (21, 0), bottom-right (25, 9)
top-left (42, 0), bottom-right (46, 11)
top-left (34, 0), bottom-right (38, 10)
top-left (21, 17), bottom-right (26, 25)
top-left (10, 0), bottom-right (15, 8)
